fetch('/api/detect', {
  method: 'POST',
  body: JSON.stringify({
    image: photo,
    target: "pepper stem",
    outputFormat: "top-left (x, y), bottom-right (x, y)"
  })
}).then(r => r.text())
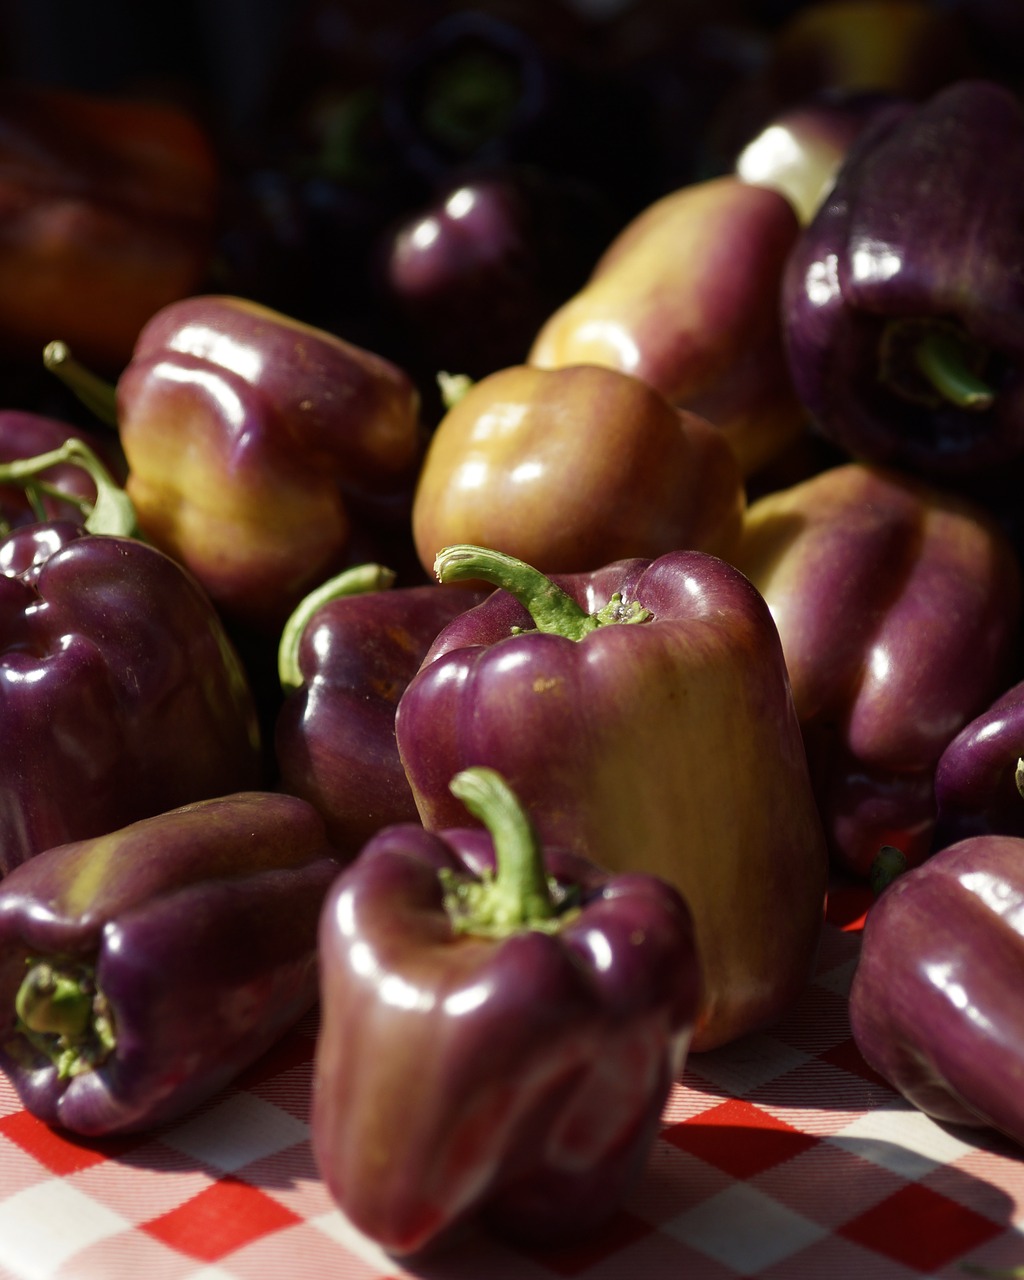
top-left (13, 959), bottom-right (116, 1080)
top-left (869, 844), bottom-right (908, 897)
top-left (913, 328), bottom-right (994, 410)
top-left (277, 563), bottom-right (397, 693)
top-left (42, 341), bottom-right (120, 428)
top-left (0, 438), bottom-right (138, 538)
top-left (435, 544), bottom-right (650, 639)
top-left (442, 767), bottom-right (558, 935)
top-left (880, 319), bottom-right (994, 411)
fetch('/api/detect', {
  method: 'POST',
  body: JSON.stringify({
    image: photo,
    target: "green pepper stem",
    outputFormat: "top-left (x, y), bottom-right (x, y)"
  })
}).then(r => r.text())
top-left (435, 544), bottom-right (600, 640)
top-left (277, 563), bottom-right (397, 692)
top-left (42, 341), bottom-right (120, 428)
top-left (443, 767), bottom-right (558, 935)
top-left (869, 844), bottom-right (908, 897)
top-left (0, 438), bottom-right (138, 538)
top-left (913, 328), bottom-right (994, 410)
top-left (13, 959), bottom-right (116, 1080)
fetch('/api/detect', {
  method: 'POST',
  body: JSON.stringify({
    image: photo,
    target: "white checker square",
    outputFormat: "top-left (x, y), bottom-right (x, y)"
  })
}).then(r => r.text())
top-left (686, 1034), bottom-right (813, 1098)
top-left (665, 1181), bottom-right (827, 1273)
top-left (833, 1103), bottom-right (978, 1178)
top-left (161, 1092), bottom-right (309, 1172)
top-left (0, 1180), bottom-right (128, 1280)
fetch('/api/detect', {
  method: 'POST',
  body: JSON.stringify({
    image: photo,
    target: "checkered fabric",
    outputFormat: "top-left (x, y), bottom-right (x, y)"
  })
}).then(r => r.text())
top-left (1, 884), bottom-right (1022, 1280)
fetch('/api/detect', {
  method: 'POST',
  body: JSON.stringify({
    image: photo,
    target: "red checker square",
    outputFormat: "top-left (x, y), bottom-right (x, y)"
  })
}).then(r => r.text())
top-left (142, 1174), bottom-right (302, 1262)
top-left (825, 883), bottom-right (873, 932)
top-left (838, 1181), bottom-right (1003, 1271)
top-left (662, 1098), bottom-right (820, 1179)
top-left (0, 1109), bottom-right (140, 1175)
top-left (521, 1209), bottom-right (654, 1277)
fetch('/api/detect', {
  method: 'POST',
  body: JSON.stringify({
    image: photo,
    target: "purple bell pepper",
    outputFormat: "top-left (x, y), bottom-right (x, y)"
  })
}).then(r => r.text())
top-left (0, 438), bottom-right (262, 873)
top-left (394, 543), bottom-right (828, 1052)
top-left (274, 564), bottom-right (486, 858)
top-left (933, 680), bottom-right (1024, 845)
top-left (0, 792), bottom-right (340, 1135)
top-left (782, 79), bottom-right (1024, 487)
top-left (312, 766), bottom-right (700, 1256)
top-left (849, 834), bottom-right (1024, 1147)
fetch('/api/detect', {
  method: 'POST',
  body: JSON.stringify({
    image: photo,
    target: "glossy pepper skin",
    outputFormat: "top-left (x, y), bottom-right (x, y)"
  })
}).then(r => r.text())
top-left (527, 175), bottom-right (807, 477)
top-left (411, 363), bottom-right (744, 580)
top-left (731, 463), bottom-right (1022, 875)
top-left (849, 834), bottom-right (1024, 1147)
top-left (312, 767), bottom-right (701, 1256)
top-left (0, 792), bottom-right (339, 1136)
top-left (275, 565), bottom-right (487, 859)
top-left (395, 545), bottom-right (828, 1051)
top-left (781, 79), bottom-right (1024, 485)
top-left (0, 521), bottom-right (262, 876)
top-left (0, 82), bottom-right (218, 372)
top-left (116, 295), bottom-right (425, 628)
top-left (933, 681), bottom-right (1024, 846)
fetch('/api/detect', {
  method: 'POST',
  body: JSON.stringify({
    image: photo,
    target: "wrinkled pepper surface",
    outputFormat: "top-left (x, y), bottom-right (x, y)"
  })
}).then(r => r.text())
top-left (275, 564), bottom-right (487, 858)
top-left (395, 544), bottom-right (828, 1051)
top-left (411, 363), bottom-right (744, 579)
top-left (0, 792), bottom-right (339, 1135)
top-left (0, 82), bottom-right (219, 371)
top-left (731, 462), bottom-right (1021, 875)
top-left (114, 295), bottom-right (425, 627)
top-left (849, 833), bottom-right (1024, 1148)
top-left (527, 174), bottom-right (807, 477)
top-left (0, 497), bottom-right (262, 874)
top-left (781, 78), bottom-right (1024, 485)
top-left (313, 766), bottom-right (701, 1255)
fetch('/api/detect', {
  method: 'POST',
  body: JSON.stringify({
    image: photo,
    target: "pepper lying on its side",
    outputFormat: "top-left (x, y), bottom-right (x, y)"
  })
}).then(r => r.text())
top-left (849, 834), bottom-right (1024, 1149)
top-left (312, 766), bottom-right (701, 1256)
top-left (0, 792), bottom-right (340, 1136)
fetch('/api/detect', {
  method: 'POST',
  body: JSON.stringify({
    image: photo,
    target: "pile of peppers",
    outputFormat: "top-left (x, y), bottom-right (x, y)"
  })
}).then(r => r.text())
top-left (2, 0), bottom-right (1024, 1259)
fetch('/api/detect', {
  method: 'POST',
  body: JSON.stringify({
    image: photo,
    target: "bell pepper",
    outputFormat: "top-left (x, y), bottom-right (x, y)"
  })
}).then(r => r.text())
top-left (731, 462), bottom-right (1022, 875)
top-left (111, 295), bottom-right (425, 627)
top-left (274, 564), bottom-right (487, 859)
top-left (781, 78), bottom-right (1024, 486)
top-left (312, 765), bottom-right (701, 1255)
top-left (410, 363), bottom-right (745, 581)
top-left (379, 165), bottom-right (617, 386)
top-left (394, 543), bottom-right (828, 1051)
top-left (933, 680), bottom-right (1024, 846)
top-left (0, 792), bottom-right (339, 1136)
top-left (0, 439), bottom-right (262, 875)
top-left (527, 174), bottom-right (807, 477)
top-left (849, 833), bottom-right (1024, 1148)
top-left (0, 82), bottom-right (219, 372)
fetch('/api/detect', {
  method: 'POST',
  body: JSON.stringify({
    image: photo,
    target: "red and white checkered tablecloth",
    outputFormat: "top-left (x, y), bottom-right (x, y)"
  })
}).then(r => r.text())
top-left (1, 885), bottom-right (1022, 1280)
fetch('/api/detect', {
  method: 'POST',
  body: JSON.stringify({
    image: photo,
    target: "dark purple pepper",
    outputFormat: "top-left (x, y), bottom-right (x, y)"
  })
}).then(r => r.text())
top-left (933, 679), bottom-right (1024, 845)
top-left (781, 79), bottom-right (1024, 486)
top-left (0, 792), bottom-right (340, 1135)
top-left (849, 833), bottom-right (1024, 1147)
top-left (0, 519), bottom-right (262, 875)
top-left (274, 564), bottom-right (487, 858)
top-left (312, 766), bottom-right (701, 1256)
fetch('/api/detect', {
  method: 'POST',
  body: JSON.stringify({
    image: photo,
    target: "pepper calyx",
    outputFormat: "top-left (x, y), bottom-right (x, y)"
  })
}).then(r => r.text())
top-left (441, 766), bottom-right (572, 937)
top-left (13, 958), bottom-right (116, 1080)
top-left (434, 544), bottom-right (650, 640)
